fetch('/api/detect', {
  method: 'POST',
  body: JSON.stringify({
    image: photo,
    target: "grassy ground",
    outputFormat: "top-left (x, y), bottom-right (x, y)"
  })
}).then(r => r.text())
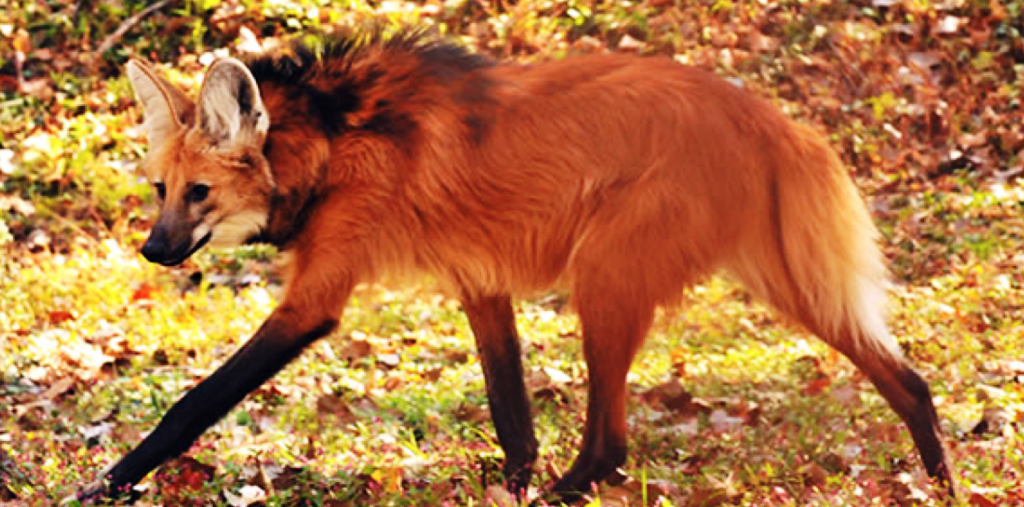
top-left (2, 1), bottom-right (1024, 506)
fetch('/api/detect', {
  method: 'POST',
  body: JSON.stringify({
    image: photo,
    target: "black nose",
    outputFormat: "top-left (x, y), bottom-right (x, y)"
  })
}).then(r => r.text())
top-left (140, 229), bottom-right (168, 264)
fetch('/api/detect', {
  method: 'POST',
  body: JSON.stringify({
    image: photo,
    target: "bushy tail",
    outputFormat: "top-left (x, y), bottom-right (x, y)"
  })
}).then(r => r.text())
top-left (731, 122), bottom-right (897, 357)
top-left (729, 120), bottom-right (955, 492)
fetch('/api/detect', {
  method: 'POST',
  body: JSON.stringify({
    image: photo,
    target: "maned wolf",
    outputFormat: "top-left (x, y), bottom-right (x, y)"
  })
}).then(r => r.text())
top-left (77, 29), bottom-right (953, 503)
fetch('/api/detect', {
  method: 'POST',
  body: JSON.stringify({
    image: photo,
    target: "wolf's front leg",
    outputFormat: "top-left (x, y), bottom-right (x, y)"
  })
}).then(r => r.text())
top-left (461, 294), bottom-right (538, 497)
top-left (75, 293), bottom-right (347, 503)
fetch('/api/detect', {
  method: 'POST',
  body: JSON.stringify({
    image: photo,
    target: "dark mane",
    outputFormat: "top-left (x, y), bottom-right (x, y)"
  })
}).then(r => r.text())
top-left (247, 27), bottom-right (492, 84)
top-left (243, 27), bottom-right (493, 137)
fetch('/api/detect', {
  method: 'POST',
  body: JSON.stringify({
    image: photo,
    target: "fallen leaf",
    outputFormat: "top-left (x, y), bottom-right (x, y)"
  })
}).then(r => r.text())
top-left (642, 379), bottom-right (701, 416)
top-left (532, 384), bottom-right (572, 405)
top-left (224, 484), bottom-right (266, 507)
top-left (370, 466), bottom-right (403, 494)
top-left (936, 15), bottom-right (961, 34)
top-left (316, 393), bottom-right (357, 423)
top-left (686, 485), bottom-right (731, 507)
top-left (41, 377), bottom-right (75, 400)
top-left (47, 310), bottom-right (75, 325)
top-left (26, 229), bottom-right (50, 251)
top-left (975, 384), bottom-right (1006, 402)
top-left (377, 352), bottom-right (401, 368)
top-left (617, 34), bottom-right (645, 52)
top-left (265, 465), bottom-right (305, 491)
top-left (969, 492), bottom-right (999, 507)
top-left (831, 384), bottom-right (861, 407)
top-left (800, 462), bottom-right (828, 487)
top-left (421, 366), bottom-right (444, 382)
top-left (907, 52), bottom-right (943, 70)
top-left (958, 131), bottom-right (988, 148)
top-left (132, 283), bottom-right (157, 302)
top-left (803, 377), bottom-right (832, 396)
top-left (78, 421), bottom-right (113, 441)
top-left (598, 485), bottom-right (631, 507)
top-left (339, 338), bottom-right (372, 361)
top-left (0, 194), bottom-right (34, 215)
top-left (709, 409), bottom-right (744, 432)
top-left (454, 402), bottom-right (490, 424)
top-left (1000, 360), bottom-right (1024, 375)
top-left (971, 406), bottom-right (1014, 436)
top-left (154, 457), bottom-right (215, 507)
top-left (748, 31), bottom-right (780, 53)
top-left (18, 79), bottom-right (53, 100)
top-left (542, 366), bottom-right (572, 384)
top-left (483, 484), bottom-right (517, 506)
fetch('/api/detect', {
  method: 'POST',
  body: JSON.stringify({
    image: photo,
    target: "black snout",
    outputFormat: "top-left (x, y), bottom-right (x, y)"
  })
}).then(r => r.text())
top-left (141, 224), bottom-right (189, 266)
top-left (140, 227), bottom-right (170, 264)
top-left (140, 220), bottom-right (211, 267)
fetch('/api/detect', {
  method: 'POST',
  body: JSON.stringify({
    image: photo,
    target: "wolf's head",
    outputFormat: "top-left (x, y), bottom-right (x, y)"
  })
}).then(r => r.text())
top-left (127, 58), bottom-right (275, 266)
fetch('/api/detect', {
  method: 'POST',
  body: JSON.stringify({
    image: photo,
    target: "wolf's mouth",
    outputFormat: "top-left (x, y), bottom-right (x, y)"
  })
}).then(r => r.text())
top-left (158, 231), bottom-right (212, 267)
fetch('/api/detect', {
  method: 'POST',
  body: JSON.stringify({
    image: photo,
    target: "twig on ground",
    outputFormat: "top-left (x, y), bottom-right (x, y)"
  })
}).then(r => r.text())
top-left (93, 0), bottom-right (176, 61)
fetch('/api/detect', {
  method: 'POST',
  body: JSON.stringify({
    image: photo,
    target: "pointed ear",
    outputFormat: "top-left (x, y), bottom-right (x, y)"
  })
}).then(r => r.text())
top-left (197, 58), bottom-right (270, 148)
top-left (126, 59), bottom-right (194, 149)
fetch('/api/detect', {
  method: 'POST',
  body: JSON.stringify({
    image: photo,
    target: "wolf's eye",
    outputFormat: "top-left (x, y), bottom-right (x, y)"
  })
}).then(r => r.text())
top-left (187, 183), bottom-right (211, 203)
top-left (154, 182), bottom-right (166, 200)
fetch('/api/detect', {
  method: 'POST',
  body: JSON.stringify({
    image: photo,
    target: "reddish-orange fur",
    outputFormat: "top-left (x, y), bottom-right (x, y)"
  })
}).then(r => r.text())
top-left (81, 30), bottom-right (952, 503)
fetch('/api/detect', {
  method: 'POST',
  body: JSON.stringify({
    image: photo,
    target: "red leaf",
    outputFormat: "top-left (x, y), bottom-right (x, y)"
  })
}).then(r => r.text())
top-left (132, 283), bottom-right (156, 302)
top-left (803, 377), bottom-right (832, 396)
top-left (155, 457), bottom-right (215, 506)
top-left (969, 492), bottom-right (999, 507)
top-left (47, 310), bottom-right (75, 325)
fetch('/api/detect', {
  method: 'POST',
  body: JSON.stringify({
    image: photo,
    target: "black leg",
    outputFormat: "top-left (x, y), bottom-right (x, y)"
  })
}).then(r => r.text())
top-left (462, 295), bottom-right (539, 497)
top-left (78, 311), bottom-right (337, 502)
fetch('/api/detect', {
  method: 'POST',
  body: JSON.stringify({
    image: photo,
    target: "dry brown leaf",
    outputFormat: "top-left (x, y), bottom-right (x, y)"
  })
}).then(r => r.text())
top-left (598, 485), bottom-right (631, 507)
top-left (642, 379), bottom-right (700, 416)
top-left (800, 462), bottom-right (828, 487)
top-left (382, 374), bottom-right (404, 391)
top-left (454, 402), bottom-right (490, 424)
top-left (316, 393), bottom-right (357, 424)
top-left (339, 338), bottom-right (372, 361)
top-left (748, 31), bottom-right (780, 53)
top-left (421, 366), bottom-right (444, 382)
top-left (686, 486), bottom-right (730, 507)
top-left (267, 465), bottom-right (306, 491)
top-left (532, 384), bottom-right (571, 405)
top-left (40, 377), bottom-right (75, 400)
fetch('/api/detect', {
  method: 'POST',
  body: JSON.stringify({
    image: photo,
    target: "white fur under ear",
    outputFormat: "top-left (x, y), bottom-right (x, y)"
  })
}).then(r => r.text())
top-left (126, 59), bottom-right (193, 149)
top-left (197, 58), bottom-right (270, 148)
